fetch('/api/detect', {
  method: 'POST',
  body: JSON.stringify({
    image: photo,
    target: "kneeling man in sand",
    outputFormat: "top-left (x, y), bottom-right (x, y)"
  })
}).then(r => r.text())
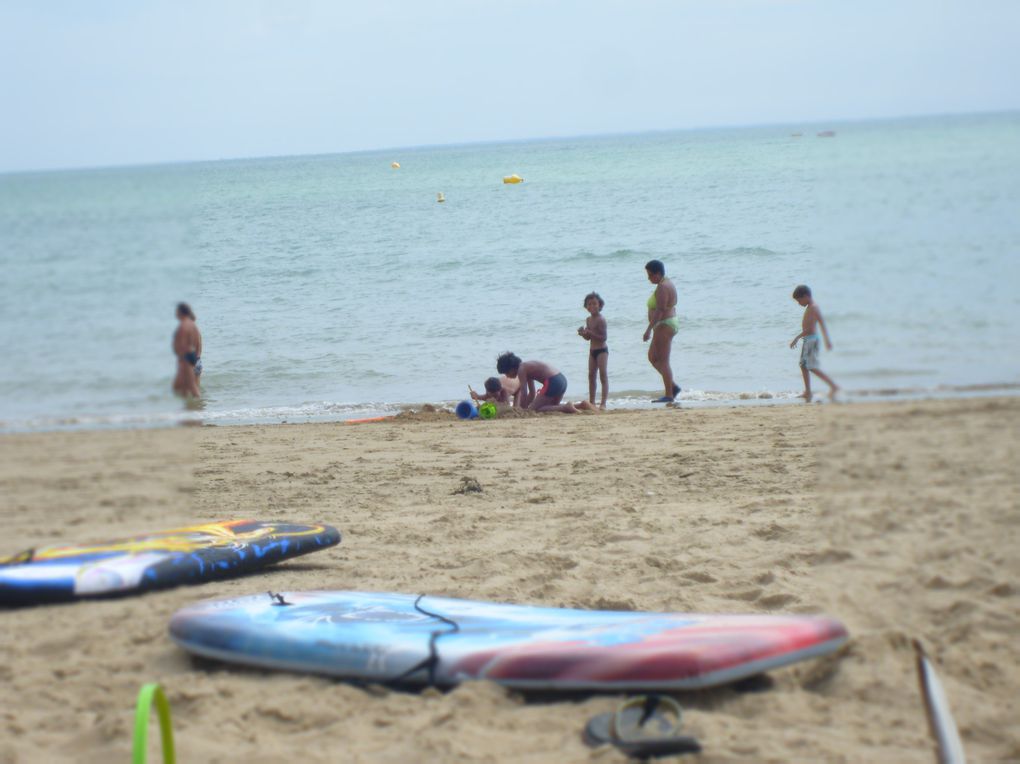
top-left (496, 352), bottom-right (598, 414)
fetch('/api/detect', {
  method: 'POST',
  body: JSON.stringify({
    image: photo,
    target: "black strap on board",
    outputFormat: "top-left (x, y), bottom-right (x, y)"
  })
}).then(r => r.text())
top-left (389, 594), bottom-right (461, 686)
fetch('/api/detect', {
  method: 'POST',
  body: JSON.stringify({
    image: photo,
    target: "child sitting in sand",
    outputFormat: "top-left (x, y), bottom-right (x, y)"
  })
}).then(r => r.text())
top-left (495, 352), bottom-right (598, 414)
top-left (498, 373), bottom-right (520, 400)
top-left (469, 377), bottom-right (514, 409)
top-left (790, 284), bottom-right (839, 401)
top-left (577, 291), bottom-right (608, 409)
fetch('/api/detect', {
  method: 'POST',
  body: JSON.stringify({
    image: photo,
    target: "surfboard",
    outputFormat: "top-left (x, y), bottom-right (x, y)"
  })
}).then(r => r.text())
top-left (0, 520), bottom-right (341, 606)
top-left (169, 591), bottom-right (848, 690)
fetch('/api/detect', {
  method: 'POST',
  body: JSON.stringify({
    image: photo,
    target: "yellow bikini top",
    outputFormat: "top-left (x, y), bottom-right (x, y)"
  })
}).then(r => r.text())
top-left (647, 292), bottom-right (657, 310)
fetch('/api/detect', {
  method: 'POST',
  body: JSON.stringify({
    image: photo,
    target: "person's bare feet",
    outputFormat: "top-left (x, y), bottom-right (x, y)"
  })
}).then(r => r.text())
top-left (828, 386), bottom-right (840, 401)
top-left (798, 391), bottom-right (812, 402)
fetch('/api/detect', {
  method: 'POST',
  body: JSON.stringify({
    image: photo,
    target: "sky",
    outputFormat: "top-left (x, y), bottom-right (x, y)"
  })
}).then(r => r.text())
top-left (1, 0), bottom-right (1018, 173)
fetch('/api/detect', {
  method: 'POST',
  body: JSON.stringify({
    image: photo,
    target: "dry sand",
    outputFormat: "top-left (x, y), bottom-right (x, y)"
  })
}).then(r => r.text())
top-left (1, 397), bottom-right (1018, 763)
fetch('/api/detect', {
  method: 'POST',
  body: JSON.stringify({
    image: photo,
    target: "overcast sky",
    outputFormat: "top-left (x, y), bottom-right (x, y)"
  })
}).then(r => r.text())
top-left (1, 0), bottom-right (1017, 173)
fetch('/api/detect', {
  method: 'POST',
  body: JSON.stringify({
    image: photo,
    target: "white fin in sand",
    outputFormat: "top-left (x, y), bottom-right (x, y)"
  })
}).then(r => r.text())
top-left (914, 639), bottom-right (966, 764)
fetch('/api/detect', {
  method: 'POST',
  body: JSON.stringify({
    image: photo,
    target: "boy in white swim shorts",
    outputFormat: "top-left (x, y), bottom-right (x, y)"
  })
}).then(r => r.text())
top-left (790, 285), bottom-right (839, 401)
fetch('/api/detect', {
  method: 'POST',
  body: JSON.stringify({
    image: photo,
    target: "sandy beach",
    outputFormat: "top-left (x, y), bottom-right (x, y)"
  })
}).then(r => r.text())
top-left (1, 397), bottom-right (1018, 763)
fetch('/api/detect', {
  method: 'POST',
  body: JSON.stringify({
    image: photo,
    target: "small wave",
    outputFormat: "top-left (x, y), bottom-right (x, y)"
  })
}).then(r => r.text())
top-left (841, 368), bottom-right (938, 379)
top-left (428, 258), bottom-right (468, 273)
top-left (196, 401), bottom-right (406, 423)
top-left (722, 246), bottom-right (779, 257)
top-left (0, 409), bottom-right (204, 433)
top-left (853, 381), bottom-right (1020, 398)
top-left (562, 248), bottom-right (648, 265)
top-left (609, 388), bottom-right (796, 407)
top-left (5, 382), bottom-right (1016, 433)
top-left (681, 246), bottom-right (781, 261)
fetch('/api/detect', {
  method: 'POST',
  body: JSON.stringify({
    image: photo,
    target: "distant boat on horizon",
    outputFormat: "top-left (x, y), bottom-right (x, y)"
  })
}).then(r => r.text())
top-left (817, 130), bottom-right (836, 138)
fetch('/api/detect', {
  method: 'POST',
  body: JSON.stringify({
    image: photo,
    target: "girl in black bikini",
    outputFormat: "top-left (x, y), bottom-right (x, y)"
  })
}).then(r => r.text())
top-left (578, 292), bottom-right (608, 409)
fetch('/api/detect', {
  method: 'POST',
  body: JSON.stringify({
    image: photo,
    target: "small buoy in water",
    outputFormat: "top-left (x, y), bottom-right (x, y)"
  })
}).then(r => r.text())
top-left (391, 161), bottom-right (400, 169)
top-left (502, 174), bottom-right (523, 184)
top-left (437, 192), bottom-right (445, 203)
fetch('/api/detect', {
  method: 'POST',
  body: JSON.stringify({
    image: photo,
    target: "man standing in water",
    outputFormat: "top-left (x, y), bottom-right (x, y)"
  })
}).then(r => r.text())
top-left (172, 303), bottom-right (202, 399)
top-left (643, 260), bottom-right (681, 402)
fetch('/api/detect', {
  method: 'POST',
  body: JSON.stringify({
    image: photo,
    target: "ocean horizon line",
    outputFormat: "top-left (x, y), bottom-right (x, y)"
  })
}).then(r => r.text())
top-left (2, 107), bottom-right (1016, 179)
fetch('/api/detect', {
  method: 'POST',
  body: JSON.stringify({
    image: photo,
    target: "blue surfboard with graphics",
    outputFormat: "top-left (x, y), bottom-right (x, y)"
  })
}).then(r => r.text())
top-left (170, 591), bottom-right (848, 690)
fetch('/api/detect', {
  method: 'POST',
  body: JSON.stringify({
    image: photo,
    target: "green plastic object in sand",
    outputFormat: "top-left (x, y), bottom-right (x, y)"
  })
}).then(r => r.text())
top-left (133, 683), bottom-right (176, 764)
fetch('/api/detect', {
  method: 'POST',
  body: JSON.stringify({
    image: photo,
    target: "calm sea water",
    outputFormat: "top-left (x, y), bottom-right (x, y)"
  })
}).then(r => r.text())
top-left (1, 112), bottom-right (1018, 431)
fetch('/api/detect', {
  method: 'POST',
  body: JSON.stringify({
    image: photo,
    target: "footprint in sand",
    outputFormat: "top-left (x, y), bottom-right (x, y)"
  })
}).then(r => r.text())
top-left (728, 587), bottom-right (763, 602)
top-left (759, 592), bottom-right (798, 609)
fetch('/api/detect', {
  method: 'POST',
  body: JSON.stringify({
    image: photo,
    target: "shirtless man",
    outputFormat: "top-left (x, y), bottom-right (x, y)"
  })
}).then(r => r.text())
top-left (172, 303), bottom-right (202, 399)
top-left (495, 352), bottom-right (596, 414)
top-left (790, 285), bottom-right (838, 401)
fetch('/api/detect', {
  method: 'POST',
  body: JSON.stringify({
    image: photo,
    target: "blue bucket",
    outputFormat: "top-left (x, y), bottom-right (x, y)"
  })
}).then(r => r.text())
top-left (455, 400), bottom-right (478, 419)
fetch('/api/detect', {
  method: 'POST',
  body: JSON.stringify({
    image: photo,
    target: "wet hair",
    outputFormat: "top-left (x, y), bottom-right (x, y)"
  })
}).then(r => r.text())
top-left (645, 259), bottom-right (665, 276)
top-left (484, 377), bottom-right (503, 394)
top-left (496, 352), bottom-right (521, 375)
top-left (176, 302), bottom-right (196, 320)
top-left (583, 292), bottom-right (605, 309)
top-left (792, 285), bottom-right (812, 299)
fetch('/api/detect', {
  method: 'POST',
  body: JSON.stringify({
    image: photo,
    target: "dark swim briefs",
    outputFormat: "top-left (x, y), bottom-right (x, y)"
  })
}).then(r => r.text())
top-left (182, 352), bottom-right (202, 376)
top-left (590, 347), bottom-right (608, 360)
top-left (539, 372), bottom-right (568, 400)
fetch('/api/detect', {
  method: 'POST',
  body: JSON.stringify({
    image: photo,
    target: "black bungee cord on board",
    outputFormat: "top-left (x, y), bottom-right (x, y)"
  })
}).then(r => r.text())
top-left (389, 594), bottom-right (461, 686)
top-left (267, 590), bottom-right (291, 606)
top-left (262, 591), bottom-right (460, 685)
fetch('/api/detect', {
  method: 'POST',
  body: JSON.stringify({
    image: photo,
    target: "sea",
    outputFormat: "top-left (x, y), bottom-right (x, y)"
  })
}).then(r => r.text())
top-left (1, 111), bottom-right (1018, 432)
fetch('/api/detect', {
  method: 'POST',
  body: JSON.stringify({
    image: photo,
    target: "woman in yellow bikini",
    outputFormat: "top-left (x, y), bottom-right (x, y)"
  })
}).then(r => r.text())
top-left (642, 260), bottom-right (681, 402)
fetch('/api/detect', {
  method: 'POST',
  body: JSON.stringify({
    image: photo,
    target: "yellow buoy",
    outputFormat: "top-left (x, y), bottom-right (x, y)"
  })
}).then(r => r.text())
top-left (391, 161), bottom-right (400, 169)
top-left (502, 174), bottom-right (523, 184)
top-left (436, 192), bottom-right (445, 203)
